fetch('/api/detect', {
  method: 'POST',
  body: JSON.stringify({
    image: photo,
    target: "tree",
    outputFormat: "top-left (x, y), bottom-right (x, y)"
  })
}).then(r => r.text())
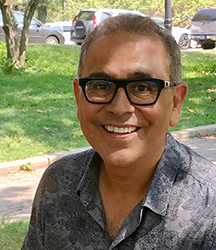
top-left (37, 0), bottom-right (47, 23)
top-left (0, 0), bottom-right (39, 68)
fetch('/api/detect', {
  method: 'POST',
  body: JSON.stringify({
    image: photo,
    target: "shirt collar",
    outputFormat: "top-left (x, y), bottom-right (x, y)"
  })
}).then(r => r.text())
top-left (76, 150), bottom-right (101, 206)
top-left (143, 131), bottom-right (181, 216)
top-left (76, 132), bottom-right (181, 216)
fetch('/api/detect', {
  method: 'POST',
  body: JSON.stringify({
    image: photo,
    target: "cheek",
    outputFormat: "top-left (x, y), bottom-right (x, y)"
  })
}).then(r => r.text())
top-left (139, 92), bottom-right (173, 127)
top-left (77, 101), bottom-right (102, 128)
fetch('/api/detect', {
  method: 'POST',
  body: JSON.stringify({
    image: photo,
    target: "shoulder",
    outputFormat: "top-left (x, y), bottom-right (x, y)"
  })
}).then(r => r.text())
top-left (44, 148), bottom-right (95, 176)
top-left (37, 148), bottom-right (97, 194)
top-left (176, 140), bottom-right (216, 190)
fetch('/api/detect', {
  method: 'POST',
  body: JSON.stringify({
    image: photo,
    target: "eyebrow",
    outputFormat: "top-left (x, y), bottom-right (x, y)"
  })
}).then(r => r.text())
top-left (87, 72), bottom-right (112, 79)
top-left (86, 71), bottom-right (153, 79)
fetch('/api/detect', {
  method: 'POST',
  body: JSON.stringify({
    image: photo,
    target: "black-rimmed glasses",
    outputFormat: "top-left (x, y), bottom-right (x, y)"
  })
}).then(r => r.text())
top-left (79, 78), bottom-right (173, 105)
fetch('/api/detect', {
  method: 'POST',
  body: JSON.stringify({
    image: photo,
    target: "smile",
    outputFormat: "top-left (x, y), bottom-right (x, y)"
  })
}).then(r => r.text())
top-left (104, 125), bottom-right (138, 134)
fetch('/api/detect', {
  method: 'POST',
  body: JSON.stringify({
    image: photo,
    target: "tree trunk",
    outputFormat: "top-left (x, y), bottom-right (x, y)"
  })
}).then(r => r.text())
top-left (0, 0), bottom-right (39, 68)
top-left (0, 0), bottom-right (19, 65)
top-left (18, 0), bottom-right (39, 67)
top-left (37, 4), bottom-right (47, 23)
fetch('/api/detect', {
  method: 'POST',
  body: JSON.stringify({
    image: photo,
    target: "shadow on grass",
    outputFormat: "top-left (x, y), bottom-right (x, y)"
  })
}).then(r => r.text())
top-left (0, 72), bottom-right (89, 162)
top-left (170, 75), bottom-right (216, 131)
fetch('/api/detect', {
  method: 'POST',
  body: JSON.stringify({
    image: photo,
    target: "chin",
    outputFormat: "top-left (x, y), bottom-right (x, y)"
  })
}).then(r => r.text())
top-left (98, 148), bottom-right (140, 168)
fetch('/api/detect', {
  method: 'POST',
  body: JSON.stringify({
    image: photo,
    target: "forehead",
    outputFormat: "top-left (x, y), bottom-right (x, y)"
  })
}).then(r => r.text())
top-left (82, 32), bottom-right (169, 80)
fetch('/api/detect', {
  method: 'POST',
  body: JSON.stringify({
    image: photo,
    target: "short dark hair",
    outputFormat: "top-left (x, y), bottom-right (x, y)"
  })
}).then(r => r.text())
top-left (78, 14), bottom-right (182, 84)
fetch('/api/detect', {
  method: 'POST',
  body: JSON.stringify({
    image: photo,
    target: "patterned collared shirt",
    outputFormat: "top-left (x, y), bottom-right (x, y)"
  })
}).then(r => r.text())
top-left (22, 132), bottom-right (216, 249)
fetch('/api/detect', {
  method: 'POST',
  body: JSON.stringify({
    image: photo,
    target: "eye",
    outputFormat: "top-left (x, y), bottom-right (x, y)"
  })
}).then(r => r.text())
top-left (135, 84), bottom-right (149, 92)
top-left (88, 80), bottom-right (112, 91)
top-left (130, 81), bottom-right (158, 94)
top-left (95, 82), bottom-right (110, 90)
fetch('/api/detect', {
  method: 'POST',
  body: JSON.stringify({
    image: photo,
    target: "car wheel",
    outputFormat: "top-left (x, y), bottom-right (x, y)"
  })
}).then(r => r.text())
top-left (178, 34), bottom-right (190, 50)
top-left (45, 36), bottom-right (59, 45)
top-left (201, 42), bottom-right (215, 50)
top-left (74, 19), bottom-right (90, 37)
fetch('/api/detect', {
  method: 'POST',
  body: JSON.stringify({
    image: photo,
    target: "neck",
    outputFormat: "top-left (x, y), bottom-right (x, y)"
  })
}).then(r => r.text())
top-left (99, 159), bottom-right (157, 197)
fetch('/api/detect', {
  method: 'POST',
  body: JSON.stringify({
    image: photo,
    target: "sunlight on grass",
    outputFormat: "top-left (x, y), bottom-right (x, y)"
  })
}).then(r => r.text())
top-left (0, 107), bottom-right (17, 117)
top-left (188, 97), bottom-right (205, 105)
top-left (1, 122), bottom-right (25, 136)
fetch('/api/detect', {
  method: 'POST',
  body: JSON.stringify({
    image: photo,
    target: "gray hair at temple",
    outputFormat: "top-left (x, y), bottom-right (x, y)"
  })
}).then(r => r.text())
top-left (77, 14), bottom-right (182, 84)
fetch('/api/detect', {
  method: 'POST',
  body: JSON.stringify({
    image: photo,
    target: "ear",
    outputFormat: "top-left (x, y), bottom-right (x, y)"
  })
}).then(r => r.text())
top-left (169, 82), bottom-right (188, 127)
top-left (73, 78), bottom-right (82, 121)
top-left (73, 78), bottom-right (81, 106)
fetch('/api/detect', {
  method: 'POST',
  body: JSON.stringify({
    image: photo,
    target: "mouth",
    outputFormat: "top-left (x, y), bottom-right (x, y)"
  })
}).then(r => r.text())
top-left (104, 125), bottom-right (139, 134)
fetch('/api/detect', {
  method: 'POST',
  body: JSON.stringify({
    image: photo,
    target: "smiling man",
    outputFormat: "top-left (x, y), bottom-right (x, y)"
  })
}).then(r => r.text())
top-left (22, 15), bottom-right (216, 249)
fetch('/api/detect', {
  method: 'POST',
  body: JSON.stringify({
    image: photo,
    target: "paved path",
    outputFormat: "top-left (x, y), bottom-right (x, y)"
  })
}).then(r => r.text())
top-left (181, 136), bottom-right (216, 163)
top-left (0, 168), bottom-right (45, 222)
top-left (0, 135), bottom-right (215, 223)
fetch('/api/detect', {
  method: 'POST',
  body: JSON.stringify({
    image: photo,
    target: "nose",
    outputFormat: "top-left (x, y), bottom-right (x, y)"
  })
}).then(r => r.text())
top-left (106, 88), bottom-right (135, 116)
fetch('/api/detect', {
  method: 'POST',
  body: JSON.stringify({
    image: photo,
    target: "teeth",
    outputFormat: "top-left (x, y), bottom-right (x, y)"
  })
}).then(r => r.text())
top-left (105, 125), bottom-right (137, 133)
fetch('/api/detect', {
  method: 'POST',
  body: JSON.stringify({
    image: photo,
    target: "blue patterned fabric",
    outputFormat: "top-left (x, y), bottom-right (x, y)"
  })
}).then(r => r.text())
top-left (22, 132), bottom-right (216, 249)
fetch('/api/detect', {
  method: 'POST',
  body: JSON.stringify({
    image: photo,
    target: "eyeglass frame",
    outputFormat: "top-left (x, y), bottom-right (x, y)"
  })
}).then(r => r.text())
top-left (78, 77), bottom-right (175, 106)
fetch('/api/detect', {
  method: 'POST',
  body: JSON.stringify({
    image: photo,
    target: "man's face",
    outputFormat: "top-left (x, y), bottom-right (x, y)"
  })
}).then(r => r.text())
top-left (74, 33), bottom-right (185, 168)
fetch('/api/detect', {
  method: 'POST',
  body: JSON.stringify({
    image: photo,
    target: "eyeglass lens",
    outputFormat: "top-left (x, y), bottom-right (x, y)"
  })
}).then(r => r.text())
top-left (85, 79), bottom-right (159, 104)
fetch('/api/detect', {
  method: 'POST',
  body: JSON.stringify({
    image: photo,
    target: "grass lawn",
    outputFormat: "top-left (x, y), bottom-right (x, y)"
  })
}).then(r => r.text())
top-left (0, 219), bottom-right (29, 249)
top-left (0, 43), bottom-right (216, 163)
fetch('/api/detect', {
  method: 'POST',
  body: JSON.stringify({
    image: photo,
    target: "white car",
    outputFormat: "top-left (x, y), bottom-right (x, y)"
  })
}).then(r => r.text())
top-left (152, 18), bottom-right (197, 50)
top-left (70, 8), bottom-right (145, 45)
top-left (45, 21), bottom-right (73, 45)
top-left (172, 26), bottom-right (197, 50)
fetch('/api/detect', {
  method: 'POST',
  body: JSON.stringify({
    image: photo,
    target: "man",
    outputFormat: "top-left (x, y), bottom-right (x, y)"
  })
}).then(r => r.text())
top-left (22, 15), bottom-right (216, 249)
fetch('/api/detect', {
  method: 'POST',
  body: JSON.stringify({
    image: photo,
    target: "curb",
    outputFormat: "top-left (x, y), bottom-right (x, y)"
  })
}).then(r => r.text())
top-left (0, 124), bottom-right (216, 175)
top-left (171, 124), bottom-right (216, 141)
top-left (0, 147), bottom-right (91, 176)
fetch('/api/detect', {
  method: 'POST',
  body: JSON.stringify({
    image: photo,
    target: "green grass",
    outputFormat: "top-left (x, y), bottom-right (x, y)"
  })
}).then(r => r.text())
top-left (0, 43), bottom-right (215, 162)
top-left (0, 219), bottom-right (29, 249)
top-left (0, 43), bottom-right (89, 162)
top-left (173, 49), bottom-right (216, 131)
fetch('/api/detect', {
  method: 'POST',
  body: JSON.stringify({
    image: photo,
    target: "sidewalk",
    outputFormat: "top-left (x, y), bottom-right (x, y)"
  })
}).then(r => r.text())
top-left (0, 124), bottom-right (215, 223)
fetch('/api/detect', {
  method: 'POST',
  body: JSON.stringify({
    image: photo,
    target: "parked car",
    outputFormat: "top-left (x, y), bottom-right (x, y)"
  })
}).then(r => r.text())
top-left (70, 8), bottom-right (145, 45)
top-left (0, 11), bottom-right (65, 44)
top-left (190, 8), bottom-right (216, 49)
top-left (172, 25), bottom-right (198, 50)
top-left (152, 17), bottom-right (197, 50)
top-left (45, 21), bottom-right (72, 45)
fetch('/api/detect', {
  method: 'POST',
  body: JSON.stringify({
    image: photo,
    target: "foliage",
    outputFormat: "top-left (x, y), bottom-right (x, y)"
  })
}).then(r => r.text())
top-left (39, 0), bottom-right (216, 26)
top-left (0, 43), bottom-right (215, 162)
top-left (19, 162), bottom-right (32, 171)
top-left (0, 219), bottom-right (29, 249)
top-left (0, 41), bottom-right (6, 64)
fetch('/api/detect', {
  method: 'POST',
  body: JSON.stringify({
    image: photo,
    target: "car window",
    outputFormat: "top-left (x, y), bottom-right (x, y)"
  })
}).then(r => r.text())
top-left (52, 26), bottom-right (61, 31)
top-left (192, 9), bottom-right (216, 21)
top-left (78, 11), bottom-right (94, 20)
top-left (100, 12), bottom-right (111, 21)
top-left (63, 26), bottom-right (71, 32)
top-left (30, 18), bottom-right (39, 26)
top-left (14, 12), bottom-right (24, 24)
top-left (152, 18), bottom-right (164, 27)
